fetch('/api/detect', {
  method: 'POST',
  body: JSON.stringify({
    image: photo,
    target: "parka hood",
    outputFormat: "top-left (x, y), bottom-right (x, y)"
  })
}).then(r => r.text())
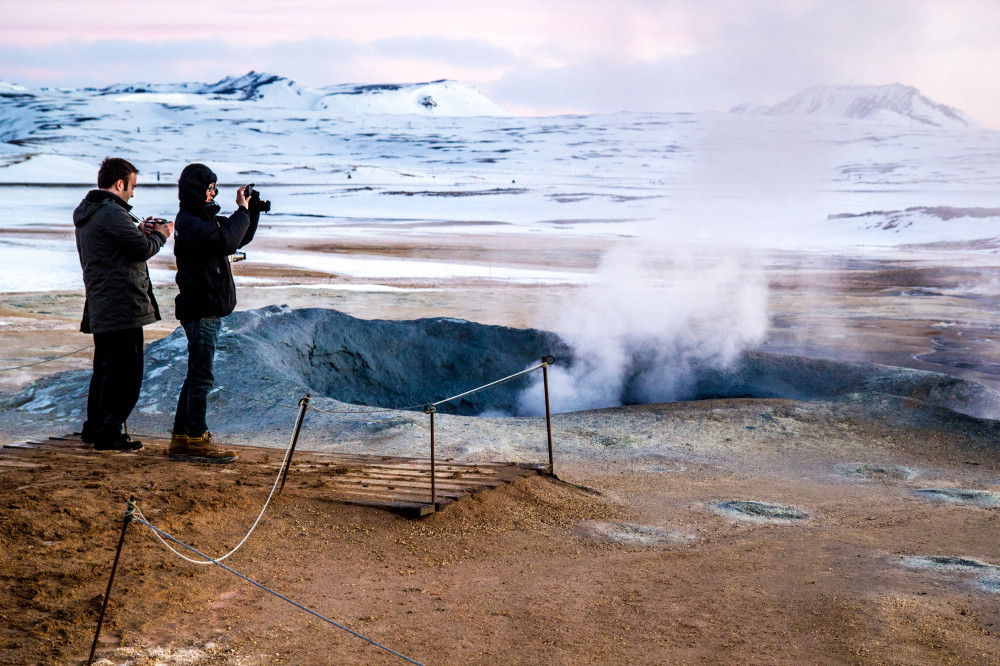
top-left (73, 189), bottom-right (131, 228)
top-left (178, 163), bottom-right (219, 216)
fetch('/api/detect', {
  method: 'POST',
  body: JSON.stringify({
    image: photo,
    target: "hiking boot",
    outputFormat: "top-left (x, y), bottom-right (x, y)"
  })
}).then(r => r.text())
top-left (94, 433), bottom-right (143, 453)
top-left (187, 432), bottom-right (237, 464)
top-left (168, 431), bottom-right (190, 461)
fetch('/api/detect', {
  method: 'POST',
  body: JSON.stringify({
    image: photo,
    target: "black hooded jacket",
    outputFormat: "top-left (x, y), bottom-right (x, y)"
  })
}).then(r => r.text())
top-left (73, 189), bottom-right (165, 334)
top-left (173, 164), bottom-right (258, 321)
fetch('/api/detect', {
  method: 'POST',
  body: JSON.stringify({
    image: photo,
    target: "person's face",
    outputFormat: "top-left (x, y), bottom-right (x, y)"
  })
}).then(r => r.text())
top-left (205, 182), bottom-right (218, 203)
top-left (117, 173), bottom-right (137, 203)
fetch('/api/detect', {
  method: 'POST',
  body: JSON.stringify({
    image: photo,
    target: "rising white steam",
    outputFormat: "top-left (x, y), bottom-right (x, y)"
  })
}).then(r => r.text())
top-left (518, 239), bottom-right (768, 414)
top-left (514, 116), bottom-right (801, 414)
top-left (514, 114), bottom-right (844, 414)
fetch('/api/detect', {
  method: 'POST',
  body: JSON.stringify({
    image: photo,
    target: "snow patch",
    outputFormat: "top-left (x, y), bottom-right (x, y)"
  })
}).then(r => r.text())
top-left (0, 154), bottom-right (95, 184)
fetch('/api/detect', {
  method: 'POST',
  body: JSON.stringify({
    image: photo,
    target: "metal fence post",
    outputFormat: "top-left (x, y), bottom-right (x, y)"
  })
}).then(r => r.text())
top-left (542, 356), bottom-right (555, 475)
top-left (279, 394), bottom-right (311, 495)
top-left (88, 496), bottom-right (135, 665)
top-left (424, 404), bottom-right (437, 511)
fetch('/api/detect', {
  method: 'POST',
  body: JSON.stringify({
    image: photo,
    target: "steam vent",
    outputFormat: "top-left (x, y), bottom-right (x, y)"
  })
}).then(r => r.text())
top-left (7, 306), bottom-right (1000, 423)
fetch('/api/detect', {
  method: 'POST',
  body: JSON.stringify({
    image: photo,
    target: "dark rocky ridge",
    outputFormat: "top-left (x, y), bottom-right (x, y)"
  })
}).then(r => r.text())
top-left (693, 351), bottom-right (1000, 420)
top-left (227, 306), bottom-right (568, 414)
top-left (6, 306), bottom-right (1000, 430)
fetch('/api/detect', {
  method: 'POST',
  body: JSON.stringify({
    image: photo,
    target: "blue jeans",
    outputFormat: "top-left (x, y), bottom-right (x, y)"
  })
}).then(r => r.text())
top-left (172, 317), bottom-right (221, 436)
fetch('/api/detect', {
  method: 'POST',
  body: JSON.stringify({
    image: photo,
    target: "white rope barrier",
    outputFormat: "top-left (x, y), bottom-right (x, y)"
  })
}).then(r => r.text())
top-left (0, 345), bottom-right (94, 372)
top-left (430, 361), bottom-right (546, 407)
top-left (131, 515), bottom-right (424, 665)
top-left (134, 409), bottom-right (299, 565)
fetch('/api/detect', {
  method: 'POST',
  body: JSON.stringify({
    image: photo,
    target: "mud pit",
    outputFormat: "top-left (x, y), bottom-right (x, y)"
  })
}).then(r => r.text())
top-left (7, 305), bottom-right (1000, 431)
top-left (713, 500), bottom-right (811, 522)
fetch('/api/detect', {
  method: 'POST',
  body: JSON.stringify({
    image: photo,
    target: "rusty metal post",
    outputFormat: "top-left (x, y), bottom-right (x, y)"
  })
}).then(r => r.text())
top-left (424, 405), bottom-right (436, 511)
top-left (542, 356), bottom-right (555, 475)
top-left (279, 394), bottom-right (311, 495)
top-left (88, 496), bottom-right (135, 666)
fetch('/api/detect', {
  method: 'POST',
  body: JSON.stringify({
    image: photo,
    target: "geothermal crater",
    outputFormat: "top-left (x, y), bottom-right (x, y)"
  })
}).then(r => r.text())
top-left (9, 306), bottom-right (1000, 423)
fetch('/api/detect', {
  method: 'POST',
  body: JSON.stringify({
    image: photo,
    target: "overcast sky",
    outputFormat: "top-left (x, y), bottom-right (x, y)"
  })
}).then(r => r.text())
top-left (3, 0), bottom-right (999, 127)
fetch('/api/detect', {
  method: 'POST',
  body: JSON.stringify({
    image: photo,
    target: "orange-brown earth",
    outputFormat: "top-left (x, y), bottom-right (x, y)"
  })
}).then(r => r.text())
top-left (3, 240), bottom-right (1000, 664)
top-left (2, 398), bottom-right (1000, 665)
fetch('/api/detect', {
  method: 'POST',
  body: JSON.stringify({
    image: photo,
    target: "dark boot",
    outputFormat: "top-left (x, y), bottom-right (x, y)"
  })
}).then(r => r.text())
top-left (80, 421), bottom-right (96, 444)
top-left (94, 433), bottom-right (143, 453)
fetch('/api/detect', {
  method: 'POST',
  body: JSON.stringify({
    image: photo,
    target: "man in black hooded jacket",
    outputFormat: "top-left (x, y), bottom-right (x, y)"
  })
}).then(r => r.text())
top-left (169, 163), bottom-right (258, 463)
top-left (74, 157), bottom-right (173, 451)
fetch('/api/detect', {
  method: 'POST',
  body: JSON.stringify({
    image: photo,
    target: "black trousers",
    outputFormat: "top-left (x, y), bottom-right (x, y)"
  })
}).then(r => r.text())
top-left (83, 327), bottom-right (144, 443)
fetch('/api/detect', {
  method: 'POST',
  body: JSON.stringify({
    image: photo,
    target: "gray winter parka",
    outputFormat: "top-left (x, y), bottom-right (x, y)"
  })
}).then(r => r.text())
top-left (74, 189), bottom-right (166, 334)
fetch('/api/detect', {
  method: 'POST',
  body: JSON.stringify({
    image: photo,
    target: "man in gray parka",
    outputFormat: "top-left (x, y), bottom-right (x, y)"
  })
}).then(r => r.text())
top-left (74, 157), bottom-right (173, 452)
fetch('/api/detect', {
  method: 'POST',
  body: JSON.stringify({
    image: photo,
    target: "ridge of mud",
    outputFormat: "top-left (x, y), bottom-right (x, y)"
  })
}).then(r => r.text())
top-left (5, 306), bottom-right (1000, 433)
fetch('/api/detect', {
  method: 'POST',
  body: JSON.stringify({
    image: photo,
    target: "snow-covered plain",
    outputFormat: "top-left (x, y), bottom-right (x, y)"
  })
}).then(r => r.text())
top-left (0, 73), bottom-right (998, 294)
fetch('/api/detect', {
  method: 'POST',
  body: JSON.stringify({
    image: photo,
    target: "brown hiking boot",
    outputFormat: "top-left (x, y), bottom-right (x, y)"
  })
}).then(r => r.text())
top-left (168, 432), bottom-right (189, 461)
top-left (187, 431), bottom-right (238, 464)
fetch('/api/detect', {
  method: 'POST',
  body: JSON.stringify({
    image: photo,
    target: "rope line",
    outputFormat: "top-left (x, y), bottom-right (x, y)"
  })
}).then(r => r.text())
top-left (305, 403), bottom-right (412, 424)
top-left (162, 358), bottom-right (547, 418)
top-left (5, 328), bottom-right (547, 417)
top-left (431, 361), bottom-right (546, 407)
top-left (130, 516), bottom-right (424, 665)
top-left (0, 345), bottom-right (94, 372)
top-left (305, 360), bottom-right (549, 416)
top-left (133, 410), bottom-right (299, 565)
top-left (162, 363), bottom-right (301, 411)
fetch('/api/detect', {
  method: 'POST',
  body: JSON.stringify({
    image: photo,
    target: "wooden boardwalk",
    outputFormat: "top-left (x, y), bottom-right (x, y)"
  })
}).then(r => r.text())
top-left (2, 433), bottom-right (548, 518)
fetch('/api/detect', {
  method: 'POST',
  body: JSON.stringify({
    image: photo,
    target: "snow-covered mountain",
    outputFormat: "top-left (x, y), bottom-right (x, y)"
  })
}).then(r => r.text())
top-left (1, 71), bottom-right (999, 289)
top-left (731, 83), bottom-right (980, 129)
top-left (95, 71), bottom-right (507, 116)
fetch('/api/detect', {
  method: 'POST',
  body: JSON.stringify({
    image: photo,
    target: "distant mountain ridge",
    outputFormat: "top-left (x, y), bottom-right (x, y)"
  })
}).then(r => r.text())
top-left (95, 71), bottom-right (508, 116)
top-left (98, 71), bottom-right (287, 100)
top-left (731, 83), bottom-right (980, 129)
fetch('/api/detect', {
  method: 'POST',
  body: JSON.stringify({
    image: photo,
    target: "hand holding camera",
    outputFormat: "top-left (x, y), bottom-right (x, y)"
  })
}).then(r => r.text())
top-left (141, 216), bottom-right (173, 239)
top-left (243, 183), bottom-right (271, 214)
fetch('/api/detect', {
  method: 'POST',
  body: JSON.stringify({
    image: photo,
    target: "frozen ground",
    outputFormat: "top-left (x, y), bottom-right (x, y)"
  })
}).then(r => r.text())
top-left (1, 74), bottom-right (999, 406)
top-left (1, 76), bottom-right (1000, 294)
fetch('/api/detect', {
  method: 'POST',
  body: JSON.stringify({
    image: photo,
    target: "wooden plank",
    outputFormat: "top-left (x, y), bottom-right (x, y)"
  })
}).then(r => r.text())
top-left (336, 490), bottom-right (440, 504)
top-left (351, 464), bottom-right (500, 475)
top-left (327, 476), bottom-right (501, 494)
top-left (329, 483), bottom-right (466, 501)
top-left (326, 474), bottom-right (500, 489)
top-left (276, 465), bottom-right (504, 481)
top-left (322, 469), bottom-right (503, 483)
top-left (339, 498), bottom-right (454, 517)
top-left (292, 463), bottom-right (499, 477)
top-left (306, 457), bottom-right (502, 471)
top-left (328, 466), bottom-right (505, 479)
top-left (329, 488), bottom-right (464, 506)
top-left (14, 430), bottom-right (544, 517)
top-left (5, 437), bottom-right (88, 451)
top-left (340, 499), bottom-right (437, 517)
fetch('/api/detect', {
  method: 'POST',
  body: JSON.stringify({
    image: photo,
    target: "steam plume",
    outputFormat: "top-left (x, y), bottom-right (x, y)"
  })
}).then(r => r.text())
top-left (518, 240), bottom-right (768, 414)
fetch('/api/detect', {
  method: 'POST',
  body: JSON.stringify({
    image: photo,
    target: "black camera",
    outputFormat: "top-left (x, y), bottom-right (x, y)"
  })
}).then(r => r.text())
top-left (244, 183), bottom-right (271, 214)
